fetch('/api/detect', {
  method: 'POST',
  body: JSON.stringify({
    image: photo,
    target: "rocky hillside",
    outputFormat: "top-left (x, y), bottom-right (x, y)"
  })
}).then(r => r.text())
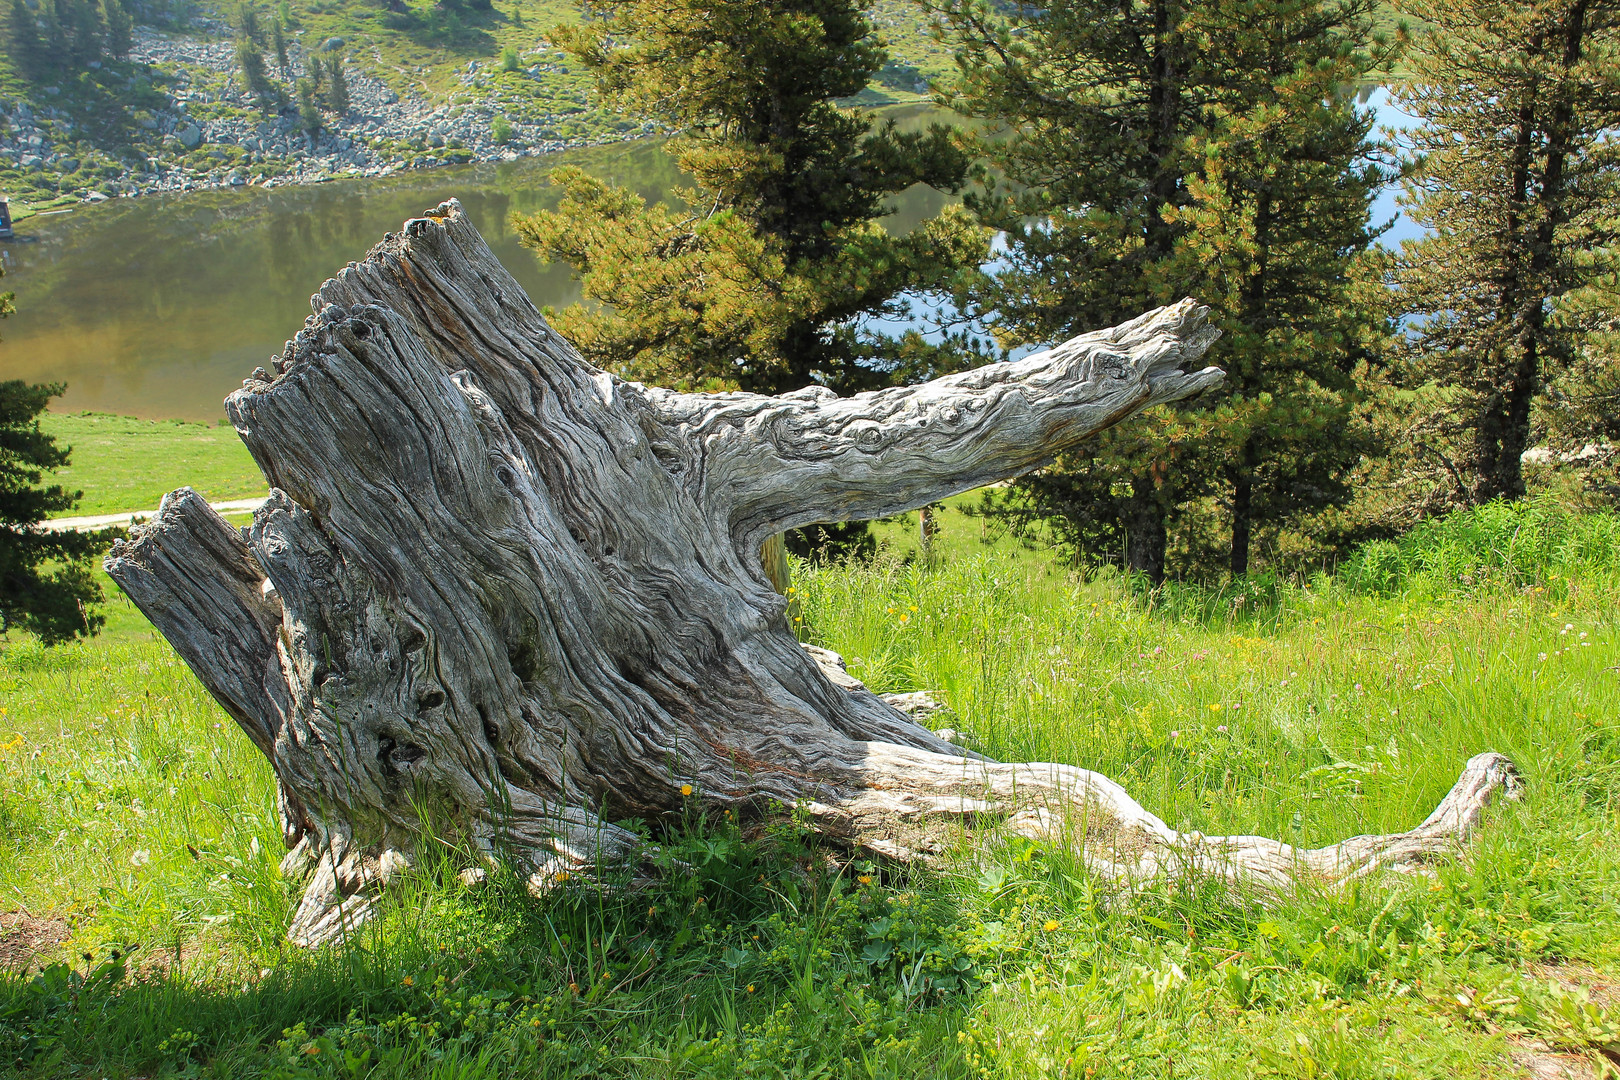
top-left (0, 0), bottom-right (949, 218)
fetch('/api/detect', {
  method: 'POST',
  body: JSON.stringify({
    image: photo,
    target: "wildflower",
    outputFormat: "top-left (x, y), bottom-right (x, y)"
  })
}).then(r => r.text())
top-left (1216, 725), bottom-right (1228, 734)
top-left (747, 984), bottom-right (756, 993)
top-left (1539, 652), bottom-right (1548, 661)
top-left (402, 975), bottom-right (414, 987)
top-left (1209, 703), bottom-right (1222, 712)
top-left (858, 874), bottom-right (873, 885)
top-left (1170, 730), bottom-right (1180, 739)
top-left (1043, 920), bottom-right (1060, 932)
top-left (554, 870), bottom-right (571, 883)
top-left (681, 784), bottom-right (693, 796)
top-left (130, 849), bottom-right (151, 867)
top-left (909, 605), bottom-right (918, 612)
top-left (1354, 682), bottom-right (1363, 691)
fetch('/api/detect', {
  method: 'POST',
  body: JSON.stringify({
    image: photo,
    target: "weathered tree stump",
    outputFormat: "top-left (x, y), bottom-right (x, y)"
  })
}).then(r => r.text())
top-left (106, 201), bottom-right (1519, 946)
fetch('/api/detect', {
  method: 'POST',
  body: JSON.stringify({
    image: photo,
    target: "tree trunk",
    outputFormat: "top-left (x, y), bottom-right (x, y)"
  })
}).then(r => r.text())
top-left (1230, 437), bottom-right (1258, 578)
top-left (1124, 475), bottom-right (1168, 585)
top-left (105, 201), bottom-right (1520, 946)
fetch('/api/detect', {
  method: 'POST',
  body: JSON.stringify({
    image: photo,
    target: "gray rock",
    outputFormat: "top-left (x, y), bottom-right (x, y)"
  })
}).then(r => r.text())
top-left (321, 37), bottom-right (346, 51)
top-left (176, 123), bottom-right (202, 149)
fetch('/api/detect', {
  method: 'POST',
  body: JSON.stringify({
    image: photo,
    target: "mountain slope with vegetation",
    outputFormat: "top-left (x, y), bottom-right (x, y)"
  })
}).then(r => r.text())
top-left (0, 0), bottom-right (949, 216)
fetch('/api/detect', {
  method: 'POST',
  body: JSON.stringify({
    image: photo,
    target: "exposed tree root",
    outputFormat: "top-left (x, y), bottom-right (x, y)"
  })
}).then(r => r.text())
top-left (102, 200), bottom-right (1521, 948)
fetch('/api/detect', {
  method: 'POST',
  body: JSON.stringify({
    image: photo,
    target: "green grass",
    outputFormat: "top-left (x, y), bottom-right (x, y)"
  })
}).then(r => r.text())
top-left (39, 412), bottom-right (267, 517)
top-left (3, 500), bottom-right (1620, 1077)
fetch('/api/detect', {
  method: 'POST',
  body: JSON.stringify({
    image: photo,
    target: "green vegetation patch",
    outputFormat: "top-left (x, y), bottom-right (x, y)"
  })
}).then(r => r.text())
top-left (1, 502), bottom-right (1619, 1076)
top-left (39, 412), bottom-right (266, 518)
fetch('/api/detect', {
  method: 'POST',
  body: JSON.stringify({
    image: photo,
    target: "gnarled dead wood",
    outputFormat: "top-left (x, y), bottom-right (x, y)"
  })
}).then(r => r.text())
top-left (106, 200), bottom-right (1519, 946)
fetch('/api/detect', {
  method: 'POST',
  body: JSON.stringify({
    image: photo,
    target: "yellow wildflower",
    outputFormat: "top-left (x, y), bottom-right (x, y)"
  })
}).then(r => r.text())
top-left (1043, 920), bottom-right (1060, 933)
top-left (681, 784), bottom-right (693, 796)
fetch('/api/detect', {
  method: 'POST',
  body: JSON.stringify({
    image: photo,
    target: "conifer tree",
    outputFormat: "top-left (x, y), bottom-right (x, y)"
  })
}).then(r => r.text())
top-left (271, 17), bottom-right (288, 70)
top-left (1394, 0), bottom-right (1620, 508)
top-left (297, 78), bottom-right (321, 136)
top-left (0, 268), bottom-right (108, 645)
top-left (515, 0), bottom-right (987, 398)
top-left (327, 54), bottom-right (350, 115)
top-left (6, 0), bottom-right (42, 78)
top-left (1165, 16), bottom-right (1392, 575)
top-left (67, 0), bottom-right (104, 65)
top-left (937, 0), bottom-right (1390, 580)
top-left (235, 0), bottom-right (262, 44)
top-left (102, 0), bottom-right (131, 57)
top-left (1534, 272), bottom-right (1620, 503)
top-left (238, 39), bottom-right (272, 99)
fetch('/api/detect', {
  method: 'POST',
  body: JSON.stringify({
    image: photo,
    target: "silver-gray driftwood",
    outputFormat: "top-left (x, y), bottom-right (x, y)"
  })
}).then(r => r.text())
top-left (106, 200), bottom-right (1520, 946)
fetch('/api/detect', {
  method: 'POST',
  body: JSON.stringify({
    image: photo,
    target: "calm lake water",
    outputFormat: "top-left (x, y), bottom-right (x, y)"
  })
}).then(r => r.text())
top-left (0, 100), bottom-right (1413, 423)
top-left (0, 140), bottom-right (687, 421)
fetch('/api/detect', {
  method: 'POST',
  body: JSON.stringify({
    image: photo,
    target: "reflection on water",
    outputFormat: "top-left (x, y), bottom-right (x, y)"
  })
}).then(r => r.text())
top-left (0, 140), bottom-right (686, 421)
top-left (0, 99), bottom-right (1420, 422)
top-left (0, 106), bottom-right (956, 423)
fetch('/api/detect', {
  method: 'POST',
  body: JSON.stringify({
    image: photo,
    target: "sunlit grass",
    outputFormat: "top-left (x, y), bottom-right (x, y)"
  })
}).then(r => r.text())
top-left (2, 501), bottom-right (1620, 1077)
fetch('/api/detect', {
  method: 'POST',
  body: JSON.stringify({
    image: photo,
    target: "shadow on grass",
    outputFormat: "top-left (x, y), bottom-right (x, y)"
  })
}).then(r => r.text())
top-left (0, 810), bottom-right (980, 1079)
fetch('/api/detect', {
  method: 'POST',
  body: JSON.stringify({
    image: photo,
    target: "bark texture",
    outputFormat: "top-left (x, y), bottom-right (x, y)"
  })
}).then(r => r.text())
top-left (106, 201), bottom-right (1519, 946)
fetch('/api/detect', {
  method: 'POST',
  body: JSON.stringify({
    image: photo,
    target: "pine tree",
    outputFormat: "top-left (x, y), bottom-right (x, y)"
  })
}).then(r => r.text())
top-left (308, 52), bottom-right (324, 92)
top-left (1537, 273), bottom-right (1620, 503)
top-left (938, 0), bottom-right (1390, 580)
top-left (1394, 0), bottom-right (1620, 509)
top-left (515, 0), bottom-right (987, 398)
top-left (271, 17), bottom-right (288, 70)
top-left (67, 0), bottom-right (104, 65)
top-left (327, 54), bottom-right (350, 115)
top-left (102, 0), bottom-right (131, 57)
top-left (297, 78), bottom-right (321, 136)
top-left (235, 0), bottom-right (262, 45)
top-left (0, 269), bottom-right (108, 645)
top-left (1165, 14), bottom-right (1392, 575)
top-left (39, 0), bottom-right (70, 68)
top-left (6, 0), bottom-right (42, 78)
top-left (238, 38), bottom-right (272, 99)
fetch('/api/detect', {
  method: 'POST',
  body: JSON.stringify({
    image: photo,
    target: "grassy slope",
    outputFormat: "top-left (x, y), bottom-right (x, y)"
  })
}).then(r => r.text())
top-left (2, 502), bottom-right (1619, 1077)
top-left (39, 412), bottom-right (267, 517)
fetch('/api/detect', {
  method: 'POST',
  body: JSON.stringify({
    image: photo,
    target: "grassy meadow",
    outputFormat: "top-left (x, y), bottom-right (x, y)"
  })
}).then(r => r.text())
top-left (37, 413), bottom-right (268, 518)
top-left (2, 495), bottom-right (1620, 1077)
